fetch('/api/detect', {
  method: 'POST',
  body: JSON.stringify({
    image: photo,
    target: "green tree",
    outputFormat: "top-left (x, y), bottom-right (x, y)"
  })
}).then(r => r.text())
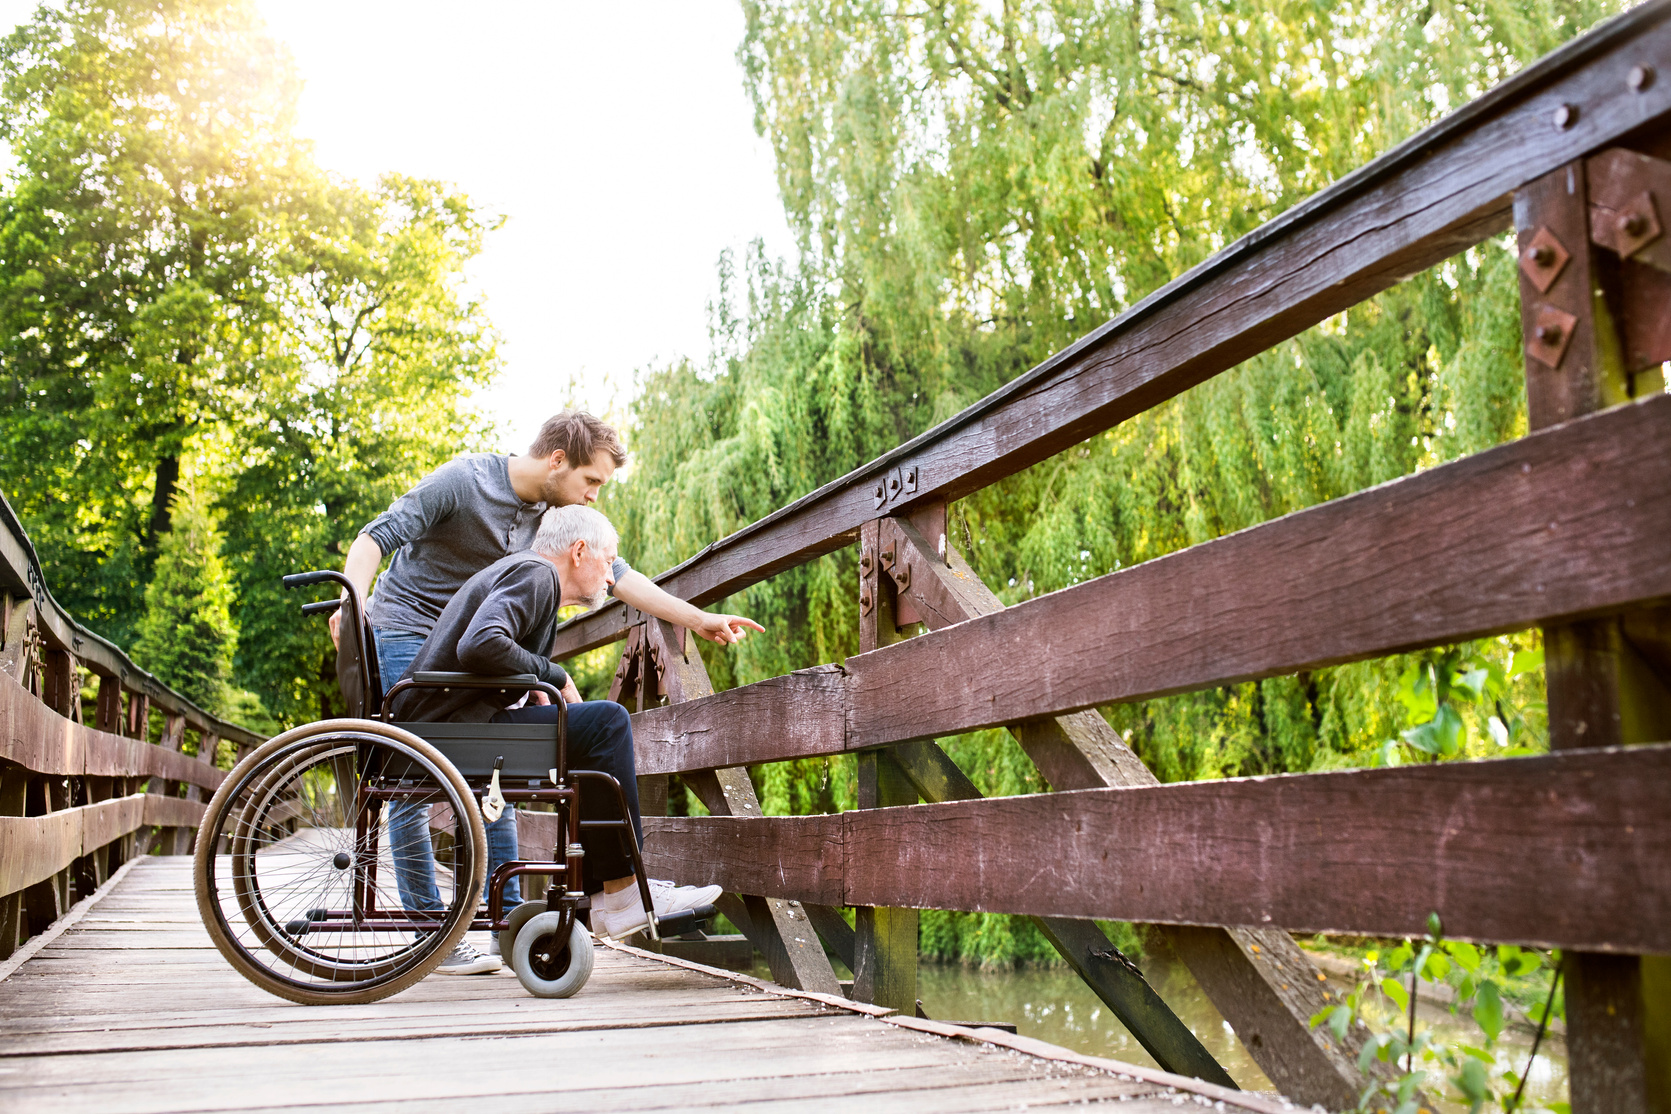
top-left (130, 483), bottom-right (236, 713)
top-left (0, 0), bottom-right (501, 723)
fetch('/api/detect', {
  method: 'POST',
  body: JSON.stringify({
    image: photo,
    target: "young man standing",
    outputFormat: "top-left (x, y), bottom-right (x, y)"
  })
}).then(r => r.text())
top-left (340, 411), bottom-right (760, 973)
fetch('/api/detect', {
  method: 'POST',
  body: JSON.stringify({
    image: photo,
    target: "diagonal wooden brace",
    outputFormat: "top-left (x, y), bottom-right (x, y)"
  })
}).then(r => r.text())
top-left (642, 617), bottom-right (843, 997)
top-left (875, 511), bottom-right (1373, 1106)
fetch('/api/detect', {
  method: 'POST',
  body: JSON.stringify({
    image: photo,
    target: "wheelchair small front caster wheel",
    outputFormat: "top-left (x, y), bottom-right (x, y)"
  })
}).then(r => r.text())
top-left (499, 900), bottom-right (548, 968)
top-left (511, 912), bottom-right (593, 998)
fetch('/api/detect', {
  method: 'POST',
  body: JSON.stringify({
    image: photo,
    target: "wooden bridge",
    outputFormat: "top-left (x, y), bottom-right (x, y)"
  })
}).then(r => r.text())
top-left (4, 3), bottom-right (1671, 1110)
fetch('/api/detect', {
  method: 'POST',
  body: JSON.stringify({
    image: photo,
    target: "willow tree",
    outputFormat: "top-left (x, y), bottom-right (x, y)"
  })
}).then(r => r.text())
top-left (597, 0), bottom-right (1620, 962)
top-left (0, 0), bottom-right (500, 724)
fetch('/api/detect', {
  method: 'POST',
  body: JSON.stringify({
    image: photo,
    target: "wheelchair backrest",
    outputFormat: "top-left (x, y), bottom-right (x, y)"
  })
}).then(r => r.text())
top-left (336, 586), bottom-right (384, 719)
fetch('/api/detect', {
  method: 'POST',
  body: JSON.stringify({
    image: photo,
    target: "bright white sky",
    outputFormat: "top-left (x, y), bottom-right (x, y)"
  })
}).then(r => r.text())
top-left (0, 0), bottom-right (796, 454)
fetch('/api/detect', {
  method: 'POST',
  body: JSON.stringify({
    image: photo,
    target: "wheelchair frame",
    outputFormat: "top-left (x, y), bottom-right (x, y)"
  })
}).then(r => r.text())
top-left (191, 569), bottom-right (701, 1005)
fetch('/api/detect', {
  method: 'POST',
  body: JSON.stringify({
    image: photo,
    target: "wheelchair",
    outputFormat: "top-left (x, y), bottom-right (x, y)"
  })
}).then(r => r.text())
top-left (192, 570), bottom-right (712, 1005)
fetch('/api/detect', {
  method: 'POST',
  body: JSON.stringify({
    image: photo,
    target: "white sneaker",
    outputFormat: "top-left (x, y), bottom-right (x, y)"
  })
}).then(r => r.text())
top-left (434, 940), bottom-right (500, 976)
top-left (591, 879), bottom-right (723, 941)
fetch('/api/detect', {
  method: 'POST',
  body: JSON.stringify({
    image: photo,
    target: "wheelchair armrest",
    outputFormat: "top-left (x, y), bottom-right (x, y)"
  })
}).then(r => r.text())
top-left (409, 671), bottom-right (542, 688)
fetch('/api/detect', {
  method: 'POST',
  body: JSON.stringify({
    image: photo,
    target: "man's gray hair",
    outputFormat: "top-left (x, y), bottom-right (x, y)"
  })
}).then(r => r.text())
top-left (533, 504), bottom-right (618, 557)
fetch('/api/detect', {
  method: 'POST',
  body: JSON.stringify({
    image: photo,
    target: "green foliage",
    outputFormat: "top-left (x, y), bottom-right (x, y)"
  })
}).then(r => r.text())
top-left (593, 0), bottom-right (1619, 966)
top-left (1313, 920), bottom-right (1565, 1113)
top-left (130, 484), bottom-right (237, 714)
top-left (0, 0), bottom-right (500, 724)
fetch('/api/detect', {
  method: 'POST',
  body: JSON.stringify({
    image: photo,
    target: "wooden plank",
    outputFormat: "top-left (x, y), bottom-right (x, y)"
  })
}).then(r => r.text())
top-left (550, 3), bottom-right (1671, 664)
top-left (0, 810), bottom-right (80, 896)
top-left (849, 392), bottom-right (1671, 748)
top-left (141, 795), bottom-right (205, 829)
top-left (632, 665), bottom-right (846, 775)
top-left (644, 812), bottom-right (845, 907)
top-left (0, 668), bottom-right (223, 791)
top-left (646, 744), bottom-right (1671, 953)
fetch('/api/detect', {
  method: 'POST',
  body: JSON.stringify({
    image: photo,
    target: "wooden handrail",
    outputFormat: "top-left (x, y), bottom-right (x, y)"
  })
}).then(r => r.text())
top-left (0, 487), bottom-right (261, 963)
top-left (0, 490), bottom-right (263, 749)
top-left (551, 0), bottom-right (1671, 663)
top-left (629, 395), bottom-right (1671, 774)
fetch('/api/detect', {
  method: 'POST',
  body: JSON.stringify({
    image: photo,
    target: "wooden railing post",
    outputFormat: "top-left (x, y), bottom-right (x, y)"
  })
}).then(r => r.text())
top-left (870, 510), bottom-right (1369, 1100)
top-left (1516, 153), bottom-right (1671, 1114)
top-left (632, 617), bottom-right (842, 995)
top-left (848, 516), bottom-right (924, 1014)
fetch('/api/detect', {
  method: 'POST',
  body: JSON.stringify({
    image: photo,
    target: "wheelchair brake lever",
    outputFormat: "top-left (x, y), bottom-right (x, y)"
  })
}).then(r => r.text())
top-left (481, 756), bottom-right (506, 824)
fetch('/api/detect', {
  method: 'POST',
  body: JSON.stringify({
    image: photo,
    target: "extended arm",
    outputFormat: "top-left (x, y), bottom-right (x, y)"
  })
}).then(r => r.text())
top-left (609, 570), bottom-right (764, 645)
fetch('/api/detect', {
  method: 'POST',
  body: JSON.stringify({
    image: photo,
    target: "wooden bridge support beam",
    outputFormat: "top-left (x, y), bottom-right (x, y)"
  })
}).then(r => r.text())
top-left (1516, 154), bottom-right (1671, 1114)
top-left (867, 509), bottom-right (1373, 1104)
top-left (623, 616), bottom-right (842, 996)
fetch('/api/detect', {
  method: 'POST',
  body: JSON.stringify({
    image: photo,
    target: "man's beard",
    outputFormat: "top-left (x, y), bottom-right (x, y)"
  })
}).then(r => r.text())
top-left (581, 587), bottom-right (608, 610)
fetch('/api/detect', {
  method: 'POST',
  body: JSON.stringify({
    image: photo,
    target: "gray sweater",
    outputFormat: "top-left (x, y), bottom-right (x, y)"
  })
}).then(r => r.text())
top-left (363, 453), bottom-right (630, 637)
top-left (388, 551), bottom-right (572, 722)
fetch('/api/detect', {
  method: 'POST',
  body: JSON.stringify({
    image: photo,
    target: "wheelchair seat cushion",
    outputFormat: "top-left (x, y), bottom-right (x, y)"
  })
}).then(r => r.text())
top-left (392, 721), bottom-right (560, 780)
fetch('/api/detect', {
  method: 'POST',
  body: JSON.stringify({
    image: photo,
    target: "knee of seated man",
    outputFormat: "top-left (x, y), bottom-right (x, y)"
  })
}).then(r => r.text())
top-left (574, 697), bottom-right (630, 733)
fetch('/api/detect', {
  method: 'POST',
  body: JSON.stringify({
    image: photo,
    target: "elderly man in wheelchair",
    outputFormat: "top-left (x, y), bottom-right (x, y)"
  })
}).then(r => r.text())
top-left (192, 505), bottom-right (723, 1004)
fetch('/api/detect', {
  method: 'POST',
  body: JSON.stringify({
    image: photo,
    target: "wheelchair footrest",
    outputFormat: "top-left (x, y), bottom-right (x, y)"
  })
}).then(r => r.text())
top-left (653, 903), bottom-right (718, 938)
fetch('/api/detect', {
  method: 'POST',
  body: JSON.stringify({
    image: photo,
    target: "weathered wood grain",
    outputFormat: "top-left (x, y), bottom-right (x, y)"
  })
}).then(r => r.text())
top-left (0, 669), bottom-right (223, 791)
top-left (848, 392), bottom-right (1671, 747)
top-left (632, 665), bottom-right (847, 775)
top-left (141, 795), bottom-right (205, 830)
top-left (0, 857), bottom-right (1287, 1114)
top-left (0, 796), bottom-right (149, 896)
top-left (550, 3), bottom-right (1671, 663)
top-left (650, 745), bottom-right (1671, 954)
top-left (643, 813), bottom-right (846, 908)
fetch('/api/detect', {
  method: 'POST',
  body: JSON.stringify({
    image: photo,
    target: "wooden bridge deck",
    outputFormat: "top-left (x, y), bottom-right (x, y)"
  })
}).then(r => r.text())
top-left (0, 858), bottom-right (1295, 1113)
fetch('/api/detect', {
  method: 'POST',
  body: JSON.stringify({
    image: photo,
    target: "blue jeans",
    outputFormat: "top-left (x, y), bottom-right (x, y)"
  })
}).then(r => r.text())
top-left (376, 629), bottom-right (521, 916)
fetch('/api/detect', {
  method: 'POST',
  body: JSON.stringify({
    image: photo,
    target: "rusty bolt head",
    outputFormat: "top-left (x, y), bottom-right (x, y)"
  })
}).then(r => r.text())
top-left (859, 587), bottom-right (873, 614)
top-left (872, 482), bottom-right (886, 508)
top-left (1526, 245), bottom-right (1555, 266)
top-left (1552, 103), bottom-right (1577, 129)
top-left (1622, 212), bottom-right (1649, 238)
top-left (1629, 65), bottom-right (1655, 92)
top-left (1537, 323), bottom-right (1564, 345)
top-left (859, 547), bottom-right (874, 576)
top-left (887, 474), bottom-right (901, 494)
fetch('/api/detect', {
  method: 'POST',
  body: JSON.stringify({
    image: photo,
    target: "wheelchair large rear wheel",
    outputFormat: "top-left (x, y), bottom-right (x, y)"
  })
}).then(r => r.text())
top-left (194, 719), bottom-right (488, 1005)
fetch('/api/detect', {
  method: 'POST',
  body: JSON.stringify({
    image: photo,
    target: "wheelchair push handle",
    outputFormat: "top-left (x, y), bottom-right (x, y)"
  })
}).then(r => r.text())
top-left (281, 570), bottom-right (352, 591)
top-left (300, 599), bottom-right (342, 616)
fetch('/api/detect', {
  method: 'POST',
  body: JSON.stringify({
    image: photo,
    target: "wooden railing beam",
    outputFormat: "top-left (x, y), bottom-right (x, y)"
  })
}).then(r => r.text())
top-left (644, 743), bottom-right (1671, 952)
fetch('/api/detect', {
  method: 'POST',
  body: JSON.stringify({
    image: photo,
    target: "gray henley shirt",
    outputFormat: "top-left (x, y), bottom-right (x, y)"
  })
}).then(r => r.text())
top-left (361, 453), bottom-right (630, 638)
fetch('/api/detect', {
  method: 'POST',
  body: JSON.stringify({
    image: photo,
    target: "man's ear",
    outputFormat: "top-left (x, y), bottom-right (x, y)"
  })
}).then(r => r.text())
top-left (567, 538), bottom-right (587, 566)
top-left (548, 449), bottom-right (568, 471)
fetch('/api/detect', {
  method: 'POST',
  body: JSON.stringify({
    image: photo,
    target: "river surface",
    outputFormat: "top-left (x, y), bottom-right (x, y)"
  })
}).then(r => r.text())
top-left (913, 956), bottom-right (1569, 1111)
